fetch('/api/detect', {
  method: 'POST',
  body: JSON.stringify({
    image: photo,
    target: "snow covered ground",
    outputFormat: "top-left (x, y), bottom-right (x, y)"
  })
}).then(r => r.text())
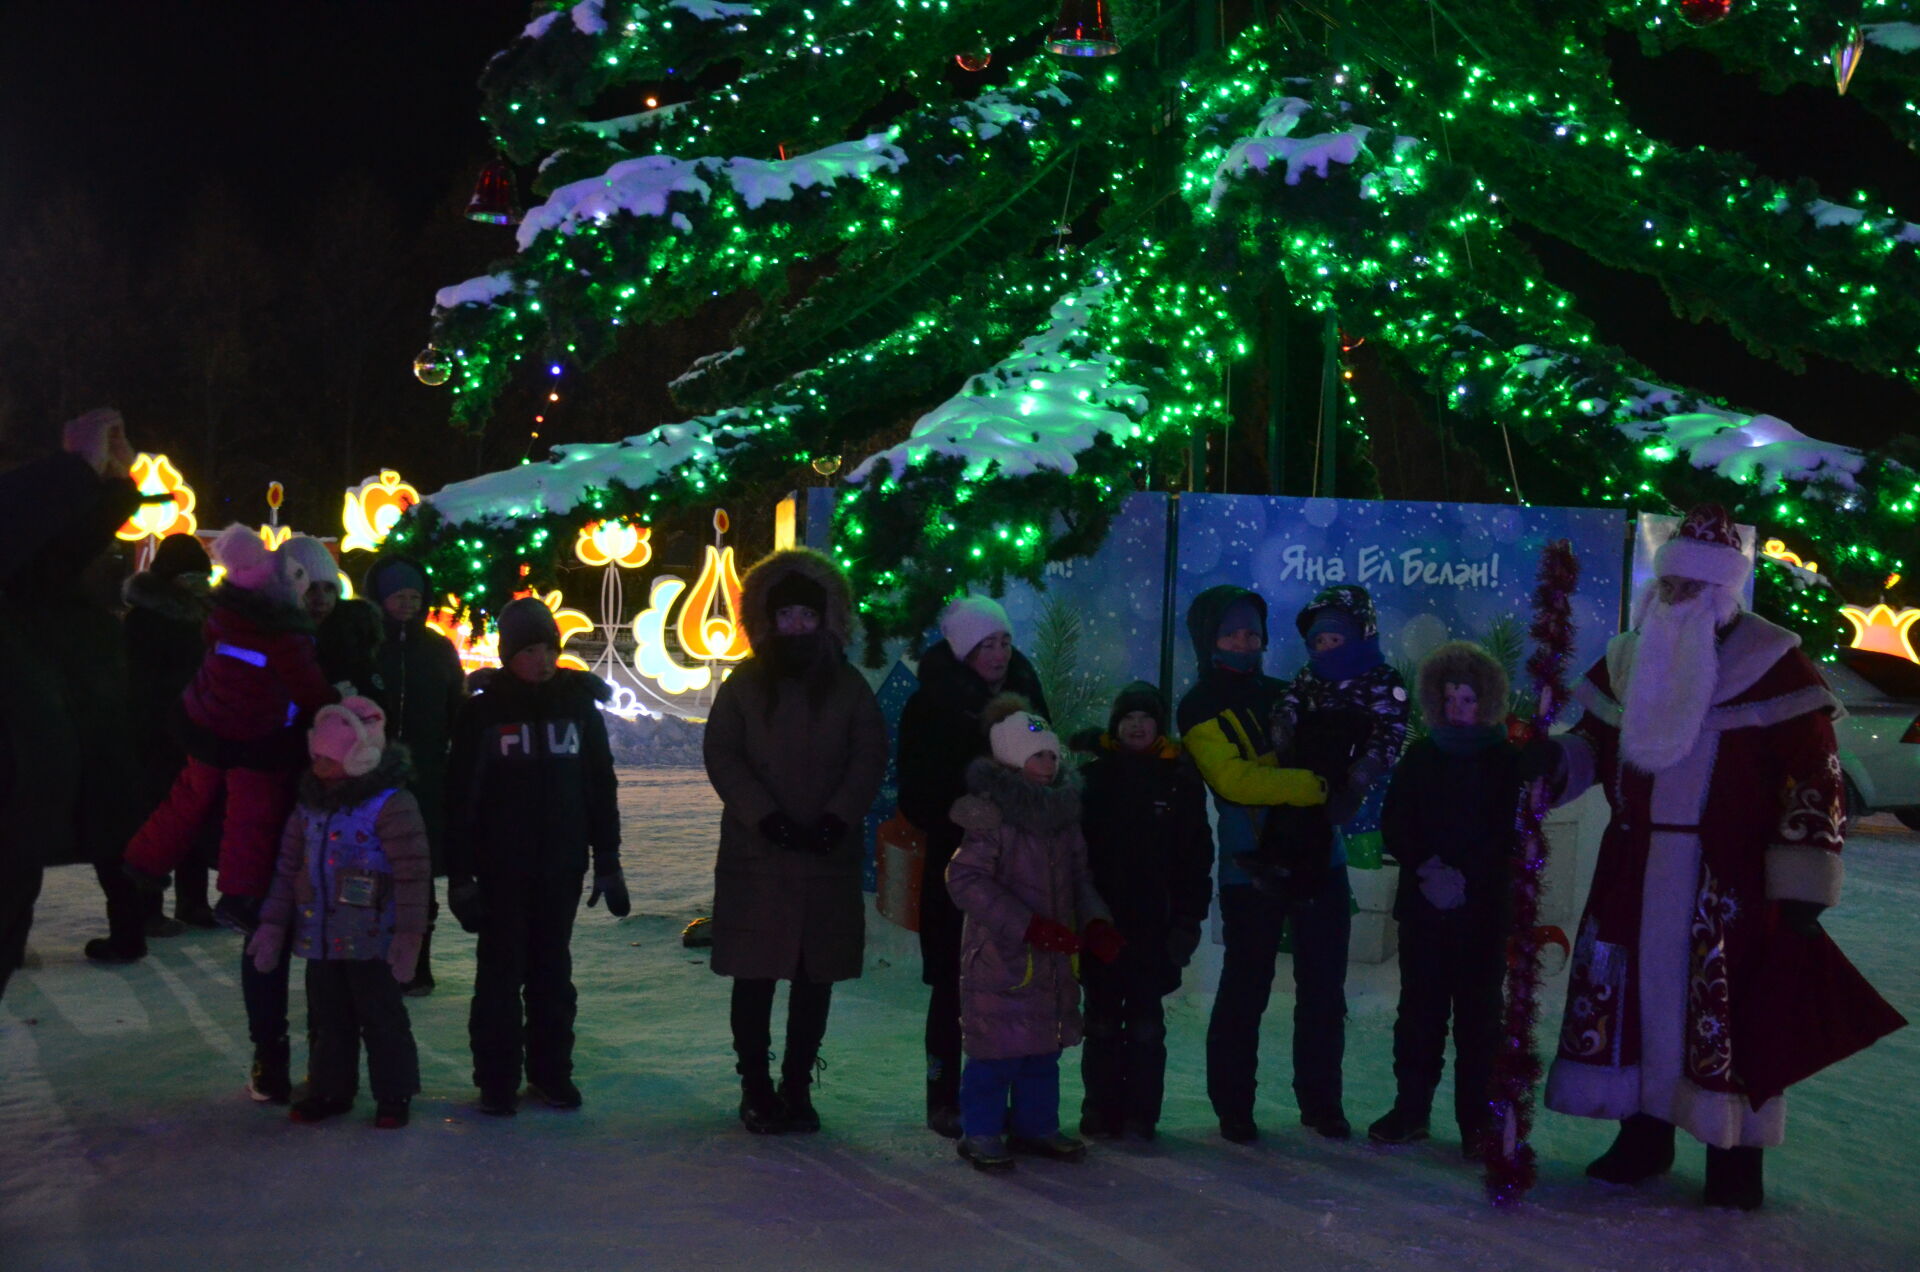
top-left (4, 770), bottom-right (1915, 1271)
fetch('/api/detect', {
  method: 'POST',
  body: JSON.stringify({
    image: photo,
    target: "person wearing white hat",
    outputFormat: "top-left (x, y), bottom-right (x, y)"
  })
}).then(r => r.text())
top-left (895, 595), bottom-right (1052, 1138)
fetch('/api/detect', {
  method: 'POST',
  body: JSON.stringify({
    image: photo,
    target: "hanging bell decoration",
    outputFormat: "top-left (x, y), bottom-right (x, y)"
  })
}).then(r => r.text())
top-left (1833, 27), bottom-right (1868, 96)
top-left (1046, 0), bottom-right (1120, 58)
top-left (810, 454), bottom-right (843, 477)
top-left (464, 157), bottom-right (520, 225)
top-left (954, 50), bottom-right (992, 72)
top-left (413, 345), bottom-right (453, 387)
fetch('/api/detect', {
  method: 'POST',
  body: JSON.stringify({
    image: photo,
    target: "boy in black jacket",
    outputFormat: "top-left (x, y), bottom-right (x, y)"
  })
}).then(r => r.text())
top-left (445, 598), bottom-right (629, 1115)
top-left (1370, 641), bottom-right (1549, 1156)
top-left (1075, 682), bottom-right (1213, 1140)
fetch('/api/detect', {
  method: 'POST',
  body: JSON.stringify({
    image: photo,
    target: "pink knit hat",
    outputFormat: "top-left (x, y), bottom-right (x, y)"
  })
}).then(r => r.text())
top-left (308, 696), bottom-right (388, 777)
top-left (211, 523), bottom-right (310, 603)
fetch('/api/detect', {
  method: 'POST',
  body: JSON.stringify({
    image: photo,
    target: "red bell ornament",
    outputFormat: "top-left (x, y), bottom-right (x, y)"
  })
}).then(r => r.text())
top-left (1676, 0), bottom-right (1733, 27)
top-left (954, 50), bottom-right (992, 72)
top-left (465, 157), bottom-right (520, 226)
top-left (1046, 0), bottom-right (1120, 58)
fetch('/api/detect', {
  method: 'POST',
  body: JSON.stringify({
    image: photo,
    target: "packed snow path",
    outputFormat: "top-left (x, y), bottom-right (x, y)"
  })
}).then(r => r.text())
top-left (4, 772), bottom-right (1915, 1271)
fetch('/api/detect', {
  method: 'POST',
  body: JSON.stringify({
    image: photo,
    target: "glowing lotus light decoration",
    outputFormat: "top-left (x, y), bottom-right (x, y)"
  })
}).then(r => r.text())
top-left (341, 470), bottom-right (421, 555)
top-left (575, 519), bottom-right (653, 570)
top-left (1840, 603), bottom-right (1920, 664)
top-left (259, 524), bottom-right (292, 550)
top-left (116, 453), bottom-right (198, 543)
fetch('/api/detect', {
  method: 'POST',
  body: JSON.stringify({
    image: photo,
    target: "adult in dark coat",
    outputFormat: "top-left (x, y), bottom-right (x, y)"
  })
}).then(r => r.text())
top-left (0, 409), bottom-right (143, 1001)
top-left (92, 532), bottom-right (219, 957)
top-left (894, 594), bottom-right (1050, 1137)
top-left (702, 548), bottom-right (887, 1133)
top-left (1075, 682), bottom-right (1213, 1139)
top-left (364, 554), bottom-right (465, 995)
top-left (280, 534), bottom-right (383, 698)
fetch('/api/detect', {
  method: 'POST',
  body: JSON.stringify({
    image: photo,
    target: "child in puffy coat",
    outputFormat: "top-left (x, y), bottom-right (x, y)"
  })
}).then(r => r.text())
top-left (248, 696), bottom-right (427, 1128)
top-left (1073, 681), bottom-right (1212, 1141)
top-left (1369, 642), bottom-right (1554, 1156)
top-left (945, 696), bottom-right (1121, 1172)
top-left (123, 524), bottom-right (339, 929)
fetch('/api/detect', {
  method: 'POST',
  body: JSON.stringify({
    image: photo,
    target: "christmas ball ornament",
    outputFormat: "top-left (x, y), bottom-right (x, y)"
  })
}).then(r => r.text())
top-left (413, 346), bottom-right (453, 387)
top-left (1834, 27), bottom-right (1868, 96)
top-left (954, 50), bottom-right (991, 72)
top-left (1046, 0), bottom-right (1120, 57)
top-left (464, 157), bottom-right (520, 225)
top-left (1676, 0), bottom-right (1732, 27)
top-left (811, 454), bottom-right (842, 477)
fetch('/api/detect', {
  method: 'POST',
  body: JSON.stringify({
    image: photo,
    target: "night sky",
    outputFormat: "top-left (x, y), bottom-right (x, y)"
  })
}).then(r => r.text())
top-left (0, 3), bottom-right (1912, 494)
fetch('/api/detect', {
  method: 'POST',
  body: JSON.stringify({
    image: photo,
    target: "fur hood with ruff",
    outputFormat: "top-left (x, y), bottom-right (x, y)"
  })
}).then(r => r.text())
top-left (123, 569), bottom-right (212, 625)
top-left (1416, 641), bottom-right (1509, 728)
top-left (737, 547), bottom-right (853, 655)
top-left (297, 742), bottom-right (414, 812)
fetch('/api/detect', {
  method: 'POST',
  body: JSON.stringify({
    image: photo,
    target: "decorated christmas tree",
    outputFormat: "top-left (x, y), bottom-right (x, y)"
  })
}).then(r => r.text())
top-left (398, 0), bottom-right (1920, 658)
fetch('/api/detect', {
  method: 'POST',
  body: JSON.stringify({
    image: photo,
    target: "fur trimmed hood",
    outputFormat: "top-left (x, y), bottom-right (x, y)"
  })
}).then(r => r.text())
top-left (738, 547), bottom-right (853, 654)
top-left (1416, 641), bottom-right (1509, 727)
top-left (297, 742), bottom-right (414, 812)
top-left (123, 569), bottom-right (212, 625)
top-left (952, 754), bottom-right (1082, 834)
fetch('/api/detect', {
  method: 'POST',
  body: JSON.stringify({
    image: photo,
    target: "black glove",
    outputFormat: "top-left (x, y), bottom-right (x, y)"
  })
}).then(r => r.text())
top-left (1778, 899), bottom-right (1826, 937)
top-left (1325, 759), bottom-right (1383, 825)
top-left (1166, 926), bottom-right (1202, 970)
top-left (811, 812), bottom-right (849, 855)
top-left (759, 811), bottom-right (805, 850)
top-left (587, 867), bottom-right (630, 918)
top-left (447, 876), bottom-right (488, 934)
top-left (1516, 735), bottom-right (1562, 783)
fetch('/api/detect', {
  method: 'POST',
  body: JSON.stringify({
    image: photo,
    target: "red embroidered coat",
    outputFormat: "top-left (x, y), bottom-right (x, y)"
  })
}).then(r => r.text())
top-left (1545, 614), bottom-right (1847, 1148)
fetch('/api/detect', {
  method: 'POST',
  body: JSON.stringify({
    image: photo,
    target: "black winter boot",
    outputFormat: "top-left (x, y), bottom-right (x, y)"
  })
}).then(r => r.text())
top-left (248, 1038), bottom-right (292, 1104)
top-left (1367, 1104), bottom-right (1432, 1145)
top-left (779, 1065), bottom-right (821, 1134)
top-left (1586, 1114), bottom-right (1676, 1184)
top-left (1703, 1146), bottom-right (1764, 1211)
top-left (740, 1072), bottom-right (788, 1134)
top-left (926, 1055), bottom-right (962, 1139)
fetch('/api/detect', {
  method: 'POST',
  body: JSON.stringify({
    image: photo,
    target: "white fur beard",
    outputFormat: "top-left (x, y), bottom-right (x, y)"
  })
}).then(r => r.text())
top-left (1617, 585), bottom-right (1739, 773)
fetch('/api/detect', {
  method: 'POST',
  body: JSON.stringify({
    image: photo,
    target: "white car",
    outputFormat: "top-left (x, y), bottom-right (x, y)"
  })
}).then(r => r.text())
top-left (1823, 649), bottom-right (1920, 830)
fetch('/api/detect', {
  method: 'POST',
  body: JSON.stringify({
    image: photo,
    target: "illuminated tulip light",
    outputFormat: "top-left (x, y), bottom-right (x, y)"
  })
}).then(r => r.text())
top-left (575, 519), bottom-right (653, 570)
top-left (1840, 603), bottom-right (1920, 664)
top-left (341, 470), bottom-right (421, 555)
top-left (424, 589), bottom-right (594, 674)
top-left (116, 453), bottom-right (198, 543)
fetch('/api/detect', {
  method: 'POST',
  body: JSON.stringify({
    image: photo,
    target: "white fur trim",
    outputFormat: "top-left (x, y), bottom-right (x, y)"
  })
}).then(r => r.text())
top-left (1572, 674), bottom-right (1622, 727)
top-left (1705, 683), bottom-right (1844, 732)
top-left (1653, 536), bottom-right (1753, 588)
top-left (1669, 1078), bottom-right (1786, 1149)
top-left (1766, 845), bottom-right (1844, 906)
top-left (1545, 1057), bottom-right (1643, 1120)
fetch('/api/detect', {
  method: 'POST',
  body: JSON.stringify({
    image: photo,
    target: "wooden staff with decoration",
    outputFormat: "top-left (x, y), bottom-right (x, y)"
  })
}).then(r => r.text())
top-left (1483, 538), bottom-right (1580, 1206)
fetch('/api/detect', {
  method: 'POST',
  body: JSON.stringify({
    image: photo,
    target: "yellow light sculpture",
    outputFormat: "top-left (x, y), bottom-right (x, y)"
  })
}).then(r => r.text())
top-left (116, 453), bottom-right (198, 542)
top-left (676, 545), bottom-right (751, 662)
top-left (1840, 603), bottom-right (1920, 664)
top-left (259, 525), bottom-right (292, 550)
top-left (1762, 538), bottom-right (1819, 576)
top-left (575, 520), bottom-right (653, 569)
top-left (341, 470), bottom-right (421, 555)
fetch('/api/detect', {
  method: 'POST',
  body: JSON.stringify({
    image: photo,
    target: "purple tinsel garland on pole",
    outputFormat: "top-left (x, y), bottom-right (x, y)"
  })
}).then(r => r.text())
top-left (1484, 538), bottom-right (1580, 1206)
